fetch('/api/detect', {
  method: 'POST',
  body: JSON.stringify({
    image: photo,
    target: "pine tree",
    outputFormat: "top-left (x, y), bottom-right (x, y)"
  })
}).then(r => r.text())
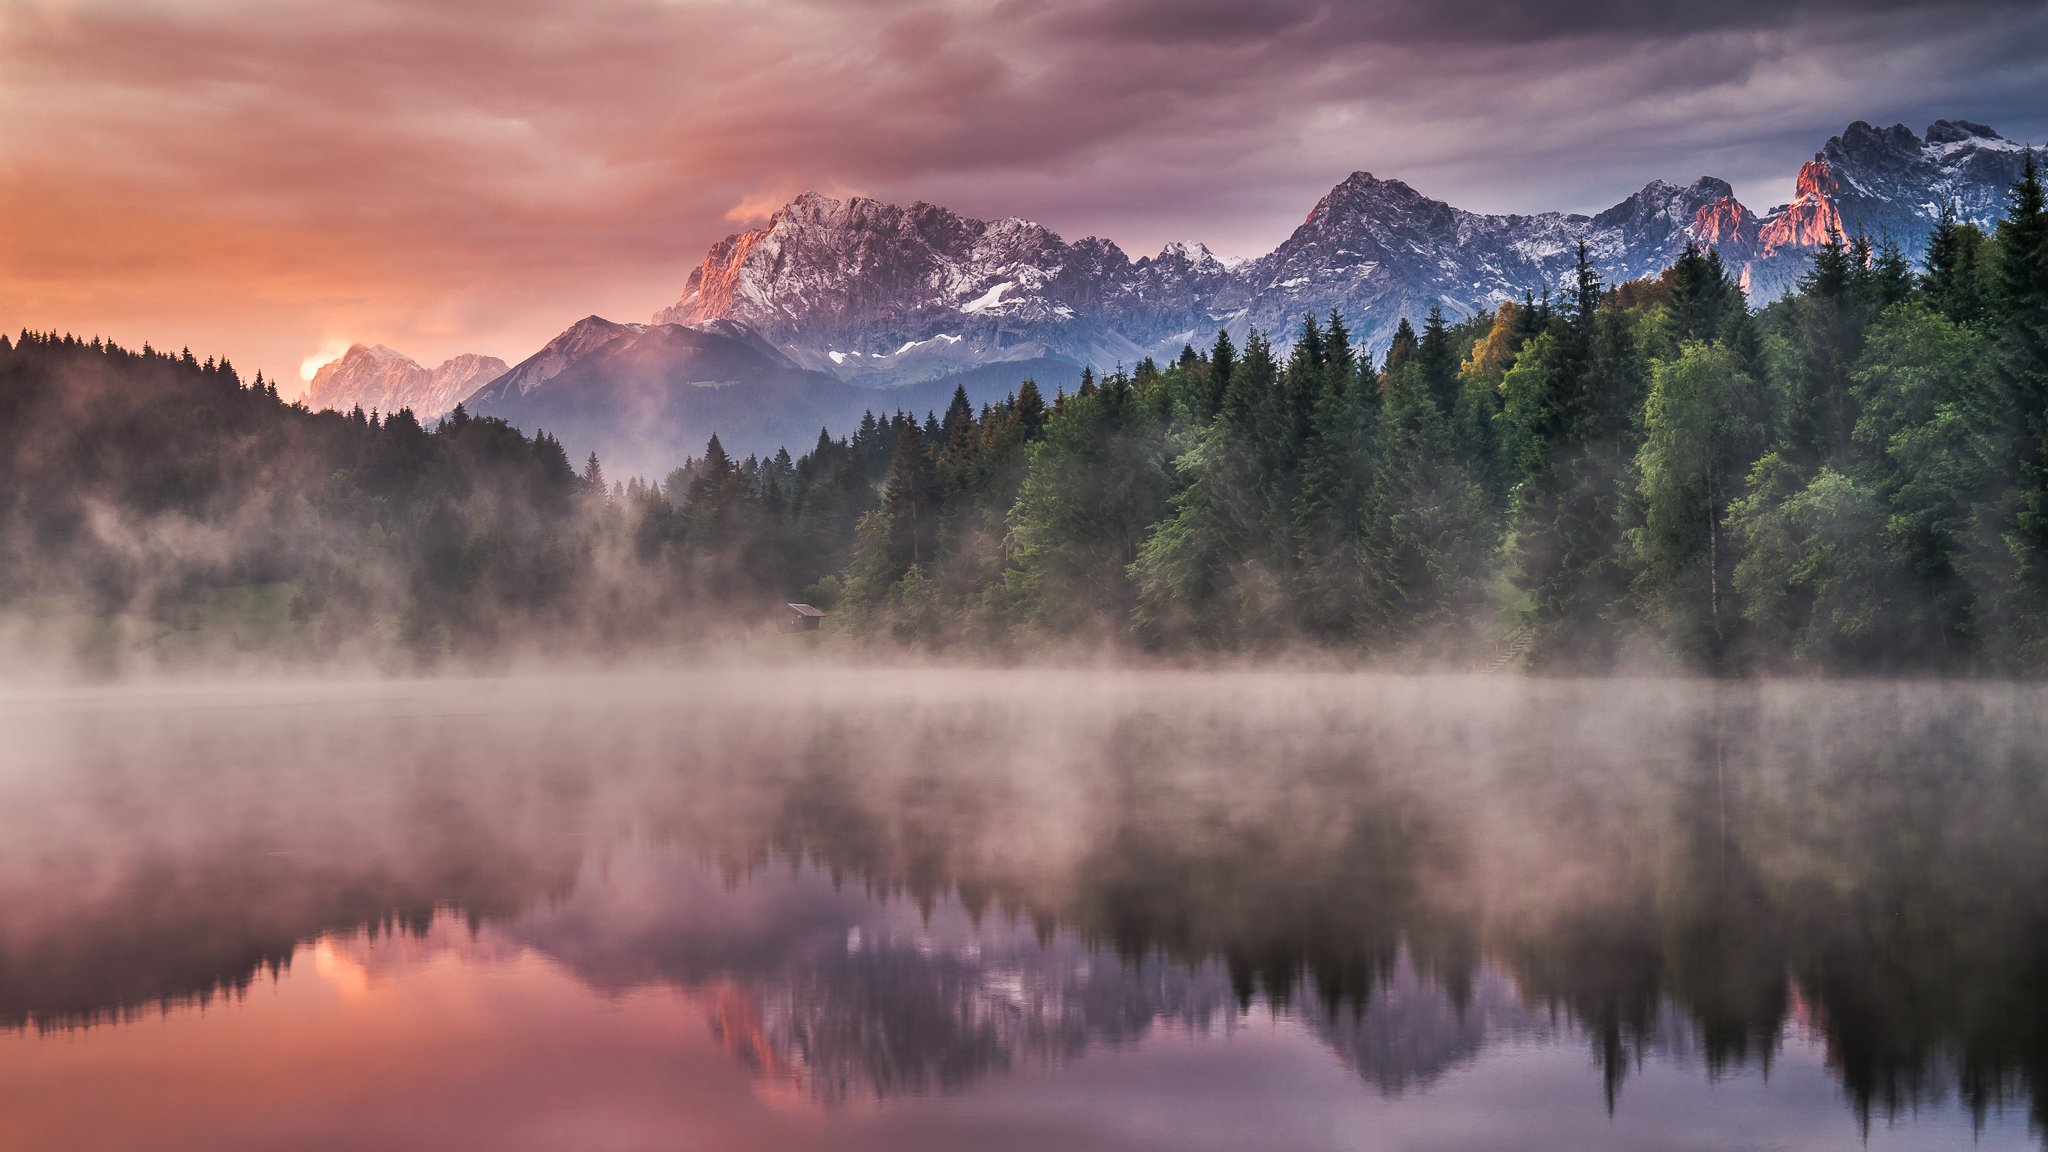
top-left (1361, 359), bottom-right (1487, 645)
top-left (1203, 330), bottom-right (1237, 420)
top-left (1013, 379), bottom-right (1047, 441)
top-left (2000, 152), bottom-right (2048, 416)
top-left (1989, 151), bottom-right (2048, 655)
top-left (1508, 243), bottom-right (1631, 666)
top-left (936, 384), bottom-right (979, 497)
top-left (684, 434), bottom-right (745, 541)
top-left (1293, 337), bottom-right (1376, 638)
top-left (1323, 311), bottom-right (1358, 397)
top-left (1921, 202), bottom-right (1991, 327)
top-left (1851, 303), bottom-right (2002, 663)
top-left (883, 420), bottom-right (937, 570)
top-left (1383, 317), bottom-right (1418, 377)
top-left (1781, 230), bottom-right (1867, 470)
top-left (1008, 375), bottom-right (1169, 636)
top-left (1418, 304), bottom-right (1459, 418)
top-left (1664, 242), bottom-right (1742, 349)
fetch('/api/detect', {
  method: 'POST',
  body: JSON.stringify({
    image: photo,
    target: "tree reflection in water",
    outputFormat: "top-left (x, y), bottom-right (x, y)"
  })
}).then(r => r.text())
top-left (1, 671), bottom-right (2044, 1140)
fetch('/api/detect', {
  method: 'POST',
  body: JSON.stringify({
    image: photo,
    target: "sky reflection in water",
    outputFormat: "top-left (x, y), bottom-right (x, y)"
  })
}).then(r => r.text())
top-left (0, 669), bottom-right (2041, 1151)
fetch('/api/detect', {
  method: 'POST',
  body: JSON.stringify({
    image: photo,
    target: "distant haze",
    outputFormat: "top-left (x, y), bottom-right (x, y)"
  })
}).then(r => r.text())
top-left (2, 0), bottom-right (2044, 387)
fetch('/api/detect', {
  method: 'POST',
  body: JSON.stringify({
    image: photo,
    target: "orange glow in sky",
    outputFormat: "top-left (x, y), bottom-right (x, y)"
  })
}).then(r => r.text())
top-left (3, 0), bottom-right (2042, 393)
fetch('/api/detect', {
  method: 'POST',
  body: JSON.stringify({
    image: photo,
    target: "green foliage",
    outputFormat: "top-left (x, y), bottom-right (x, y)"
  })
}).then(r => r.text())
top-left (1630, 342), bottom-right (1771, 663)
top-left (1504, 245), bottom-right (1640, 667)
top-left (1130, 399), bottom-right (1272, 646)
top-left (1007, 377), bottom-right (1169, 638)
top-left (1728, 457), bottom-right (1887, 665)
top-left (1922, 205), bottom-right (1993, 327)
top-left (1852, 303), bottom-right (2004, 659)
top-left (14, 171), bottom-right (2048, 670)
top-left (1360, 362), bottom-right (1488, 644)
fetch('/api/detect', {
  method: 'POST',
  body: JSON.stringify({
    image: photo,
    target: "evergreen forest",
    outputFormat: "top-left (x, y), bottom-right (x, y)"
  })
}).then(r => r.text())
top-left (4, 158), bottom-right (2046, 675)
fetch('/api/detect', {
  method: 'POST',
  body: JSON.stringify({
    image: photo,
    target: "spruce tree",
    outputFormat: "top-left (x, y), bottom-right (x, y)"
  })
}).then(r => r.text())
top-left (1418, 304), bottom-right (1459, 418)
top-left (1990, 152), bottom-right (2048, 654)
top-left (1013, 379), bottom-right (1047, 441)
top-left (1362, 358), bottom-right (1487, 645)
top-left (1293, 340), bottom-right (1376, 638)
top-left (883, 420), bottom-right (936, 571)
top-left (1383, 317), bottom-right (1418, 376)
top-left (936, 384), bottom-right (979, 497)
top-left (1508, 243), bottom-right (1630, 666)
top-left (1781, 230), bottom-right (1867, 470)
top-left (1203, 329), bottom-right (1237, 421)
top-left (1921, 202), bottom-right (1991, 327)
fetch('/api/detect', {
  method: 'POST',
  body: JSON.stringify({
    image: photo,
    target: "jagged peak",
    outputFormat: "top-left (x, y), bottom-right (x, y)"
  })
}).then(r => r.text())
top-left (1927, 119), bottom-right (2002, 144)
top-left (764, 190), bottom-right (882, 228)
top-left (430, 352), bottom-right (507, 377)
top-left (652, 116), bottom-right (2035, 358)
top-left (1329, 171), bottom-right (1423, 198)
top-left (1791, 158), bottom-right (1840, 200)
top-left (1156, 240), bottom-right (1241, 267)
top-left (347, 342), bottom-right (414, 363)
top-left (1304, 171), bottom-right (1430, 225)
top-left (528, 315), bottom-right (643, 356)
top-left (779, 190), bottom-right (869, 218)
top-left (1828, 120), bottom-right (1925, 159)
top-left (1612, 176), bottom-right (1740, 209)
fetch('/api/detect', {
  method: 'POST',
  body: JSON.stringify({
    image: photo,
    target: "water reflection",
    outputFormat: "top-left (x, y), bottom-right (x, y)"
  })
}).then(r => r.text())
top-left (1, 671), bottom-right (2044, 1149)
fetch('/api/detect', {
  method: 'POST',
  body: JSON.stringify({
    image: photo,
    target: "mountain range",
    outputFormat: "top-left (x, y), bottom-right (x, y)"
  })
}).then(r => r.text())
top-left (304, 119), bottom-right (2039, 476)
top-left (306, 344), bottom-right (507, 422)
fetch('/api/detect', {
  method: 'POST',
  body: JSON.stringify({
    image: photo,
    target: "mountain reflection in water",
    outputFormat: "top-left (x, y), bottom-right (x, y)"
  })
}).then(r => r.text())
top-left (0, 670), bottom-right (2043, 1151)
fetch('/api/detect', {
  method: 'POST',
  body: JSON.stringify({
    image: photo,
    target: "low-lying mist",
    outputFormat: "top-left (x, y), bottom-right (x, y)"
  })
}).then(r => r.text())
top-left (16, 193), bottom-right (2048, 684)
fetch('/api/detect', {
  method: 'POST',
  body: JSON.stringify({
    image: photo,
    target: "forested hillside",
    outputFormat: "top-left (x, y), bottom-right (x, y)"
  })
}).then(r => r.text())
top-left (4, 157), bottom-right (2044, 674)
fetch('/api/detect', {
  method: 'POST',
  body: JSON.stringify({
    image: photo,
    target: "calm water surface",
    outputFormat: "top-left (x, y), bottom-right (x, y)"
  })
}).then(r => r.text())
top-left (1, 669), bottom-right (2043, 1151)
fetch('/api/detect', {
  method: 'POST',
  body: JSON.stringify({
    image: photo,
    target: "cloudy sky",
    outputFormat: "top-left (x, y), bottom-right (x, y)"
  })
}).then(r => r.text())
top-left (2, 0), bottom-right (2044, 390)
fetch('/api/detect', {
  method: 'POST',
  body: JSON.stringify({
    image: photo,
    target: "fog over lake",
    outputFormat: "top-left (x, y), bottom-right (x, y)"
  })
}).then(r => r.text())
top-left (2, 669), bottom-right (2043, 1151)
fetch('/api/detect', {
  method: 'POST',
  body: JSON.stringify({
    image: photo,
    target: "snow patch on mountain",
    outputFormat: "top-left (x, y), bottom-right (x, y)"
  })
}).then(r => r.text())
top-left (960, 283), bottom-right (1013, 314)
top-left (654, 120), bottom-right (2039, 366)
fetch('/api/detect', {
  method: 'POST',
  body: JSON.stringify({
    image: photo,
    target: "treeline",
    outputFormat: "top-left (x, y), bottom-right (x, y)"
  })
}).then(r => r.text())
top-left (3, 157), bottom-right (2044, 672)
top-left (0, 336), bottom-right (613, 666)
top-left (674, 154), bottom-right (2047, 671)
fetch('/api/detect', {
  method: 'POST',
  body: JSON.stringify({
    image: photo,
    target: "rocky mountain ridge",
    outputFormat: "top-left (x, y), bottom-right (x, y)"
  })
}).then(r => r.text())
top-left (305, 118), bottom-right (2037, 473)
top-left (304, 344), bottom-right (507, 421)
top-left (657, 119), bottom-right (2037, 374)
top-left (459, 316), bottom-right (969, 479)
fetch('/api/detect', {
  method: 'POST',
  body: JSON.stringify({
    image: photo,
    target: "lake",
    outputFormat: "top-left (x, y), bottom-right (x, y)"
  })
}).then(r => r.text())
top-left (1, 669), bottom-right (2042, 1151)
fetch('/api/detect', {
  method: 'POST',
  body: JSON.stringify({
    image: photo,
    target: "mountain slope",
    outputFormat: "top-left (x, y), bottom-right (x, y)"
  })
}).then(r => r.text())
top-left (653, 193), bottom-right (1155, 388)
top-left (1219, 173), bottom-right (1742, 349)
top-left (305, 345), bottom-right (507, 420)
top-left (658, 119), bottom-right (2038, 361)
top-left (463, 318), bottom-right (922, 478)
top-left (322, 118), bottom-right (2039, 476)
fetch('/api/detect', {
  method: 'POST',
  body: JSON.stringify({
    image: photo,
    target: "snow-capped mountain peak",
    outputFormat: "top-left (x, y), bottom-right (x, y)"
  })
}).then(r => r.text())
top-left (653, 120), bottom-right (2038, 371)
